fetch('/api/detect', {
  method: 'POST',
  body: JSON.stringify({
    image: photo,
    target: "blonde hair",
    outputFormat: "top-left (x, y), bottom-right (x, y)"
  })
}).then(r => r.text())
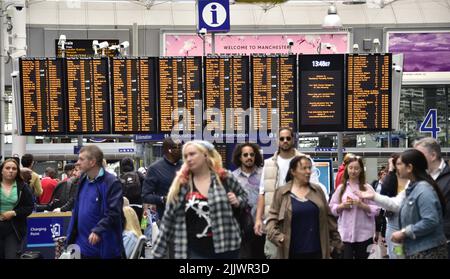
top-left (123, 206), bottom-right (142, 237)
top-left (167, 141), bottom-right (225, 204)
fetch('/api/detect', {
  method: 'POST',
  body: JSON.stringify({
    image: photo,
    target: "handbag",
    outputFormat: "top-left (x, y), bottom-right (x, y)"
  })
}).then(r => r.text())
top-left (222, 179), bottom-right (255, 241)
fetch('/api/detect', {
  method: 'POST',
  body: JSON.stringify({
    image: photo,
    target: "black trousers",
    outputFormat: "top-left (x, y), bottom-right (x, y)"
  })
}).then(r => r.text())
top-left (343, 238), bottom-right (373, 259)
top-left (239, 233), bottom-right (266, 259)
top-left (0, 221), bottom-right (21, 259)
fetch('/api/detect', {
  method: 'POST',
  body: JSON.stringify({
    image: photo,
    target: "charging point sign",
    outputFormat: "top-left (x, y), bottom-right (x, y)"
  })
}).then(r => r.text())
top-left (197, 0), bottom-right (230, 33)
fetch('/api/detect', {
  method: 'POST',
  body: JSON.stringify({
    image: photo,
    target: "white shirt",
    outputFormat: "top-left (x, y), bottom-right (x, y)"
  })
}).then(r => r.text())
top-left (430, 159), bottom-right (446, 181)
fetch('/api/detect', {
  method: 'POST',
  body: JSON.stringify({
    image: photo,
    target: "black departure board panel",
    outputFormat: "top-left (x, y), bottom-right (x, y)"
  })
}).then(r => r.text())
top-left (65, 58), bottom-right (111, 134)
top-left (55, 39), bottom-right (119, 58)
top-left (204, 56), bottom-right (249, 132)
top-left (346, 53), bottom-right (392, 131)
top-left (251, 55), bottom-right (297, 131)
top-left (158, 57), bottom-right (202, 133)
top-left (299, 54), bottom-right (345, 132)
top-left (111, 57), bottom-right (157, 134)
top-left (19, 58), bottom-right (65, 135)
top-left (214, 143), bottom-right (228, 169)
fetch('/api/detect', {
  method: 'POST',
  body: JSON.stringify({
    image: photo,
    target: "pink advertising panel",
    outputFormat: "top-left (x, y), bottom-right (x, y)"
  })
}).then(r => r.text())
top-left (164, 33), bottom-right (349, 56)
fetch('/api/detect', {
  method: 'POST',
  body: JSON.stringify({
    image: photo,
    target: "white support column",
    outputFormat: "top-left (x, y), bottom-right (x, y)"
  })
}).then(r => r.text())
top-left (8, 2), bottom-right (27, 159)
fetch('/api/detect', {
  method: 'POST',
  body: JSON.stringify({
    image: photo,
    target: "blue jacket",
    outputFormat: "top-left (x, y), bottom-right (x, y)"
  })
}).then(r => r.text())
top-left (66, 170), bottom-right (124, 258)
top-left (399, 180), bottom-right (447, 256)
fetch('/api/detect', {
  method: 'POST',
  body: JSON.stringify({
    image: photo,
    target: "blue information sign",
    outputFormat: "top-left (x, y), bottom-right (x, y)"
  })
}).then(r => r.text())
top-left (197, 0), bottom-right (230, 33)
top-left (27, 216), bottom-right (67, 248)
top-left (312, 158), bottom-right (333, 195)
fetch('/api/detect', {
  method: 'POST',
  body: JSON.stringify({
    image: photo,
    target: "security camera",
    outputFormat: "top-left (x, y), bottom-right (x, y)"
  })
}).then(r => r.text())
top-left (198, 28), bottom-right (207, 36)
top-left (323, 43), bottom-right (332, 50)
top-left (119, 41), bottom-right (129, 49)
top-left (92, 40), bottom-right (100, 49)
top-left (352, 43), bottom-right (359, 52)
top-left (392, 64), bottom-right (402, 73)
top-left (14, 4), bottom-right (24, 11)
top-left (98, 41), bottom-right (109, 49)
top-left (287, 39), bottom-right (294, 46)
top-left (373, 38), bottom-right (380, 45)
top-left (58, 35), bottom-right (66, 46)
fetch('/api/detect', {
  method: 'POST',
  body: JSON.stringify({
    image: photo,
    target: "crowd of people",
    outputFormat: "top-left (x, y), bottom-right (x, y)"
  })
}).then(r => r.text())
top-left (0, 132), bottom-right (448, 259)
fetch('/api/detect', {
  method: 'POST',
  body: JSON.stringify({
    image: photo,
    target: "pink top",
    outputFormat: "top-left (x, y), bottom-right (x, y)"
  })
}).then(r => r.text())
top-left (329, 181), bottom-right (380, 243)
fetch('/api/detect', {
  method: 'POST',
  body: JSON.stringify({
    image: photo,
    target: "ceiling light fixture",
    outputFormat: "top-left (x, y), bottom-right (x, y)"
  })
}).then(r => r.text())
top-left (322, 4), bottom-right (342, 29)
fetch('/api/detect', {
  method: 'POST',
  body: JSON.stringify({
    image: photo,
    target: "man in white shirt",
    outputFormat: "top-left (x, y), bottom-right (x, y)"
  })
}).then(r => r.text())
top-left (414, 137), bottom-right (450, 258)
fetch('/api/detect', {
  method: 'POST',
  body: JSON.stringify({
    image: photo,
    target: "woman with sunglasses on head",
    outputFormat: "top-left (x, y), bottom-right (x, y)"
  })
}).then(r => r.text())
top-left (0, 159), bottom-right (34, 259)
top-left (329, 156), bottom-right (380, 259)
top-left (266, 156), bottom-right (342, 259)
top-left (152, 140), bottom-right (248, 259)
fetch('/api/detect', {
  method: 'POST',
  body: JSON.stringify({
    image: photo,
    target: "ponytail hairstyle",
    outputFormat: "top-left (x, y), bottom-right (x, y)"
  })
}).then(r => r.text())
top-left (339, 155), bottom-right (367, 202)
top-left (167, 140), bottom-right (227, 204)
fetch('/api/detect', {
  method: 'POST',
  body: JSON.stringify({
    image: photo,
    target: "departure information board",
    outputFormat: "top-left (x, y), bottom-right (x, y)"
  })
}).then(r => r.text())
top-left (55, 39), bottom-right (119, 58)
top-left (214, 143), bottom-right (228, 169)
top-left (204, 56), bottom-right (249, 132)
top-left (19, 58), bottom-right (65, 135)
top-left (158, 57), bottom-right (202, 133)
top-left (251, 55), bottom-right (297, 131)
top-left (346, 53), bottom-right (392, 131)
top-left (65, 58), bottom-right (111, 134)
top-left (111, 57), bottom-right (157, 134)
top-left (299, 54), bottom-right (345, 132)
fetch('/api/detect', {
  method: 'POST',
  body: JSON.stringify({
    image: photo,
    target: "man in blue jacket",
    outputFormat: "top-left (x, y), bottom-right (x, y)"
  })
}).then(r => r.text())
top-left (66, 145), bottom-right (124, 259)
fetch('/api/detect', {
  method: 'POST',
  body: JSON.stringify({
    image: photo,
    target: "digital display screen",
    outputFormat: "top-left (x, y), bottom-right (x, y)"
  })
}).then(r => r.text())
top-left (158, 57), bottom-right (202, 133)
top-left (346, 53), bottom-right (392, 131)
top-left (65, 57), bottom-right (111, 134)
top-left (110, 57), bottom-right (157, 134)
top-left (19, 58), bottom-right (65, 135)
top-left (55, 39), bottom-right (119, 58)
top-left (299, 54), bottom-right (345, 132)
top-left (251, 55), bottom-right (297, 132)
top-left (204, 56), bottom-right (249, 132)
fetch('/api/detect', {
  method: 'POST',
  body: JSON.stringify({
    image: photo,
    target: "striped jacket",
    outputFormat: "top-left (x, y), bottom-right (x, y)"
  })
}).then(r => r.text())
top-left (152, 171), bottom-right (248, 259)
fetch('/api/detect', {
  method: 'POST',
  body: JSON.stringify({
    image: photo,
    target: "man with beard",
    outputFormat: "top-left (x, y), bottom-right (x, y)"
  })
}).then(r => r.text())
top-left (254, 127), bottom-right (321, 259)
top-left (232, 142), bottom-right (265, 259)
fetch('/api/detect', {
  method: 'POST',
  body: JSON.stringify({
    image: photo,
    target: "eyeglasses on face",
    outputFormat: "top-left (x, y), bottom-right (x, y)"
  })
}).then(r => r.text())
top-left (242, 152), bottom-right (255, 158)
top-left (279, 136), bottom-right (292, 142)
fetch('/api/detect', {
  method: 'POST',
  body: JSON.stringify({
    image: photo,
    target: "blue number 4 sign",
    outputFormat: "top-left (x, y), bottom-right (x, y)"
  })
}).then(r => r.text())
top-left (419, 109), bottom-right (441, 139)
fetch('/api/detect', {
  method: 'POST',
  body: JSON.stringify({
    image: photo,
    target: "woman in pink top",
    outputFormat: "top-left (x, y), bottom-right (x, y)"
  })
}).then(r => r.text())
top-left (329, 156), bottom-right (380, 259)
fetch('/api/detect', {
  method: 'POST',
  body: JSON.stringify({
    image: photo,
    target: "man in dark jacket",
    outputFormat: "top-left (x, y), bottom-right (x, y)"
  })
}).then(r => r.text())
top-left (36, 165), bottom-right (80, 212)
top-left (415, 137), bottom-right (450, 257)
top-left (142, 137), bottom-right (182, 219)
top-left (66, 145), bottom-right (124, 259)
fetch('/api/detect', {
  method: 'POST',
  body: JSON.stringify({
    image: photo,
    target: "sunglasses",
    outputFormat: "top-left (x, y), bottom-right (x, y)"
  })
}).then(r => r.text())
top-left (242, 152), bottom-right (255, 158)
top-left (279, 136), bottom-right (292, 142)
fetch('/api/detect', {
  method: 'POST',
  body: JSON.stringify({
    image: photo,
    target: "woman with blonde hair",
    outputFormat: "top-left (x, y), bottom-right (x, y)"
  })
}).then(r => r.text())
top-left (152, 140), bottom-right (248, 259)
top-left (123, 205), bottom-right (143, 258)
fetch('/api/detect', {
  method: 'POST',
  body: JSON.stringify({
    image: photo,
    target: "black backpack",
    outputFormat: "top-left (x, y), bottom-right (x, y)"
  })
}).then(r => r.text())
top-left (120, 171), bottom-right (141, 202)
